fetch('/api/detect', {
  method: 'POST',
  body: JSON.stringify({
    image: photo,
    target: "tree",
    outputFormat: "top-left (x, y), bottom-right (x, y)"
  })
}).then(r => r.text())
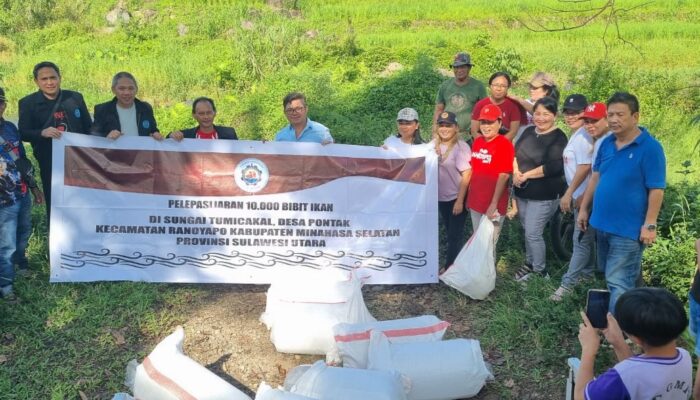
top-left (518, 0), bottom-right (652, 57)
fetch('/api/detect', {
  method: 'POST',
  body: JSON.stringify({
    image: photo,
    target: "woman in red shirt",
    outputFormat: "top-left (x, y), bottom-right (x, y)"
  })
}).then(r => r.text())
top-left (467, 104), bottom-right (514, 244)
top-left (470, 72), bottom-right (523, 142)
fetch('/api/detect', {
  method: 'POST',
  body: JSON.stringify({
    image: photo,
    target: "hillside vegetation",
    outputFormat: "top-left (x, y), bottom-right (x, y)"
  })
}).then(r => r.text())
top-left (0, 0), bottom-right (698, 161)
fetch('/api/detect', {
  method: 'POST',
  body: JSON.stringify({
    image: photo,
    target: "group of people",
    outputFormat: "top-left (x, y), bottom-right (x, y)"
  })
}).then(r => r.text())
top-left (416, 52), bottom-right (664, 315)
top-left (0, 54), bottom-right (696, 398)
top-left (0, 61), bottom-right (334, 301)
top-left (384, 52), bottom-right (696, 399)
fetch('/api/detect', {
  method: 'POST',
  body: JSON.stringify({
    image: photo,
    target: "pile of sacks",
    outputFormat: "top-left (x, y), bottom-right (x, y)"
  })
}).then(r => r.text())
top-left (119, 270), bottom-right (493, 399)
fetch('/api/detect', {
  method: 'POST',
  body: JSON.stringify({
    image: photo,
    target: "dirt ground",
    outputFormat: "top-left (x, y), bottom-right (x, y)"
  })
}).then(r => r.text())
top-left (179, 283), bottom-right (505, 399)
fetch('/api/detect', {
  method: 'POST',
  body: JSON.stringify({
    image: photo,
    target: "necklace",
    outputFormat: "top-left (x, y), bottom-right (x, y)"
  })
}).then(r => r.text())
top-left (437, 141), bottom-right (456, 163)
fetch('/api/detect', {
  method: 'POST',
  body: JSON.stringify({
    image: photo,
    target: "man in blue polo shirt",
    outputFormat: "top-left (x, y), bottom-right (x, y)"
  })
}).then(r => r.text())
top-left (274, 92), bottom-right (333, 144)
top-left (577, 92), bottom-right (666, 312)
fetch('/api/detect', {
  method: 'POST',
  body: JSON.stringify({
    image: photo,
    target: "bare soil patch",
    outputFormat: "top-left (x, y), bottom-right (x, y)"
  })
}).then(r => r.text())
top-left (177, 283), bottom-right (509, 399)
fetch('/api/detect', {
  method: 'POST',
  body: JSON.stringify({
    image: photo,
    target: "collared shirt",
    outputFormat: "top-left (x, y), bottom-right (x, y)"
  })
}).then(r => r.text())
top-left (590, 127), bottom-right (666, 240)
top-left (274, 118), bottom-right (333, 143)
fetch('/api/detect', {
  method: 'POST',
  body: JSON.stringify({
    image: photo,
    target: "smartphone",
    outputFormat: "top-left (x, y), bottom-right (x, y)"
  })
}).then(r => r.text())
top-left (586, 289), bottom-right (610, 329)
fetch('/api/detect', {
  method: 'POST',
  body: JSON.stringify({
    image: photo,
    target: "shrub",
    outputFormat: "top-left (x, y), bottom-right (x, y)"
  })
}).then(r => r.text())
top-left (643, 225), bottom-right (697, 303)
top-left (644, 178), bottom-right (700, 302)
top-left (484, 47), bottom-right (525, 83)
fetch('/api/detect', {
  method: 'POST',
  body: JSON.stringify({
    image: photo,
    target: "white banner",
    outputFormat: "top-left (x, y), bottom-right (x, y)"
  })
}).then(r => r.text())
top-left (50, 133), bottom-right (438, 284)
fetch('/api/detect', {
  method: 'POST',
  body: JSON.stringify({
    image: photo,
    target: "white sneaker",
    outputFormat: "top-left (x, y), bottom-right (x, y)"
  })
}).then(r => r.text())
top-left (550, 286), bottom-right (572, 301)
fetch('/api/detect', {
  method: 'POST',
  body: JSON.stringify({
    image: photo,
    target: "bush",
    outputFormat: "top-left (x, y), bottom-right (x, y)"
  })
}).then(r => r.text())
top-left (643, 178), bottom-right (700, 302)
top-left (643, 225), bottom-right (697, 303)
top-left (484, 47), bottom-right (525, 83)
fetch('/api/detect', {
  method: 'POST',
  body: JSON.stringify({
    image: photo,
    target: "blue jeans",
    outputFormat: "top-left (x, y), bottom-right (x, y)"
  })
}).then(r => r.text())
top-left (0, 194), bottom-right (32, 288)
top-left (689, 293), bottom-right (700, 356)
top-left (597, 230), bottom-right (644, 313)
top-left (560, 208), bottom-right (596, 289)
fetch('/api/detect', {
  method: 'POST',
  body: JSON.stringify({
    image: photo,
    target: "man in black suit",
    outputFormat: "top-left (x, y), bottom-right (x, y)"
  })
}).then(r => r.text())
top-left (92, 71), bottom-right (162, 140)
top-left (18, 61), bottom-right (92, 222)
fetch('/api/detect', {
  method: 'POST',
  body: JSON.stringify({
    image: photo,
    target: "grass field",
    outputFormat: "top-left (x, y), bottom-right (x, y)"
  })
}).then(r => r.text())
top-left (1, 0), bottom-right (699, 398)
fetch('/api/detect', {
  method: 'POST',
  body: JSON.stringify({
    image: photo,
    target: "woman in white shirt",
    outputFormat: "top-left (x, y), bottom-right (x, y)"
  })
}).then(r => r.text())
top-left (383, 108), bottom-right (424, 148)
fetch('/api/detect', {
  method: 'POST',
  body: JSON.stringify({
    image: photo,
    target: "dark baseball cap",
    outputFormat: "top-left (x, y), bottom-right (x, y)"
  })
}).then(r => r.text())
top-left (562, 94), bottom-right (588, 112)
top-left (437, 111), bottom-right (458, 125)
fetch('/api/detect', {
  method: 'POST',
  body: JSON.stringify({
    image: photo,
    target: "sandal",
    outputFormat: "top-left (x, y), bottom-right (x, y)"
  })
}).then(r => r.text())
top-left (514, 264), bottom-right (534, 281)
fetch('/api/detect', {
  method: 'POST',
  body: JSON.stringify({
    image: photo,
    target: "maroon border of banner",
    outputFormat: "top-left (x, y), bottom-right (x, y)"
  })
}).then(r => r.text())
top-left (63, 146), bottom-right (426, 196)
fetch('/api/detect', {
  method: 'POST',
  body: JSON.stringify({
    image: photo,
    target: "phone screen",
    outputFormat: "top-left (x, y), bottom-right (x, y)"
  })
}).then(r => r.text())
top-left (586, 290), bottom-right (610, 329)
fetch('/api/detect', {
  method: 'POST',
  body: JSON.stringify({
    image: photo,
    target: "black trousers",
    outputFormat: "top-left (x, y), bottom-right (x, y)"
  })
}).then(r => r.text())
top-left (438, 199), bottom-right (467, 267)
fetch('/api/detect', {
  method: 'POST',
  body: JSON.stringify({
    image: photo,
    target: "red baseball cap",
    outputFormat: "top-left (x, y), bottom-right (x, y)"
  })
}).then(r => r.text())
top-left (583, 102), bottom-right (607, 120)
top-left (478, 104), bottom-right (503, 121)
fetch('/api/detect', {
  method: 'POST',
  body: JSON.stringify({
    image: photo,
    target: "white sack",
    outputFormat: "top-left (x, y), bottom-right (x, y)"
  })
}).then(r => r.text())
top-left (330, 315), bottom-right (450, 368)
top-left (255, 382), bottom-right (316, 400)
top-left (290, 360), bottom-right (407, 400)
top-left (368, 331), bottom-right (492, 400)
top-left (131, 326), bottom-right (251, 400)
top-left (439, 217), bottom-right (496, 300)
top-left (261, 270), bottom-right (375, 355)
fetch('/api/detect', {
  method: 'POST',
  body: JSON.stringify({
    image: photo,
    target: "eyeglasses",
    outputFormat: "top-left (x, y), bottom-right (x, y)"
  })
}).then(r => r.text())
top-left (490, 84), bottom-right (509, 89)
top-left (284, 106), bottom-right (306, 114)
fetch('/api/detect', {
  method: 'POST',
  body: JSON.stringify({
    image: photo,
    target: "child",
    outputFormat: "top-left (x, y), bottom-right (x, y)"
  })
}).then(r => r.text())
top-left (689, 239), bottom-right (700, 399)
top-left (575, 287), bottom-right (691, 399)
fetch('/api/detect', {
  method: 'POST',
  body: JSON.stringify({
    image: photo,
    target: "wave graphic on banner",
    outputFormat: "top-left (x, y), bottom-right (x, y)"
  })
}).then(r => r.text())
top-left (60, 249), bottom-right (428, 271)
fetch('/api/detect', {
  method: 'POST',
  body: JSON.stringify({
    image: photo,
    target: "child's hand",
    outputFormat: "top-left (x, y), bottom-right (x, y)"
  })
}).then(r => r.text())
top-left (602, 313), bottom-right (625, 347)
top-left (578, 311), bottom-right (601, 355)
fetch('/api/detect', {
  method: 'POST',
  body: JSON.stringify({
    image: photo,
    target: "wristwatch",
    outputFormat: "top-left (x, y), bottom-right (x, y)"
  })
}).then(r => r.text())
top-left (645, 224), bottom-right (657, 231)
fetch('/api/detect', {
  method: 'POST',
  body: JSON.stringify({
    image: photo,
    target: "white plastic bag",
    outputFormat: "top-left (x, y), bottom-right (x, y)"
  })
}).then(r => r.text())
top-left (129, 326), bottom-right (252, 400)
top-left (255, 382), bottom-right (316, 400)
top-left (330, 316), bottom-right (450, 368)
top-left (368, 331), bottom-right (492, 400)
top-left (439, 217), bottom-right (496, 300)
top-left (290, 360), bottom-right (408, 400)
top-left (261, 270), bottom-right (375, 355)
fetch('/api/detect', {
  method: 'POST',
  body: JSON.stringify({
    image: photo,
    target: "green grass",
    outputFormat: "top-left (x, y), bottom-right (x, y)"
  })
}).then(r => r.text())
top-left (0, 211), bottom-right (199, 398)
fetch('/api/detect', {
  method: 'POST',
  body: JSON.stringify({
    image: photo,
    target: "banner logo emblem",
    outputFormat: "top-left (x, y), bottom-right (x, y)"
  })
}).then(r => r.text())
top-left (234, 158), bottom-right (269, 193)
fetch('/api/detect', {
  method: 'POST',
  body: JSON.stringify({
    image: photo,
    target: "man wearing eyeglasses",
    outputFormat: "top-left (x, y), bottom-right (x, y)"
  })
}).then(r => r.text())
top-left (274, 92), bottom-right (333, 144)
top-left (432, 52), bottom-right (487, 141)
